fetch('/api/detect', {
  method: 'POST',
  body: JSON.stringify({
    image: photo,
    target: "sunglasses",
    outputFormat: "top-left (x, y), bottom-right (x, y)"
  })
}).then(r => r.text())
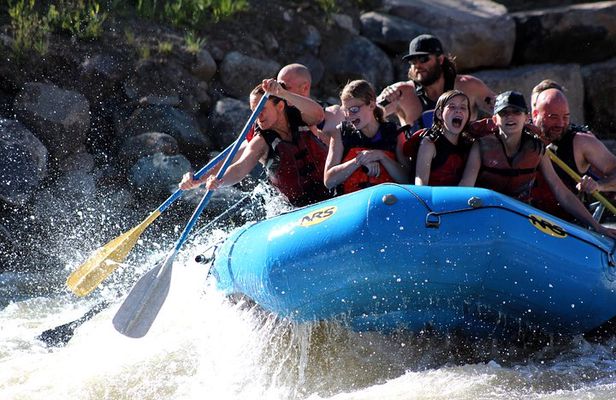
top-left (408, 54), bottom-right (431, 65)
top-left (342, 104), bottom-right (364, 114)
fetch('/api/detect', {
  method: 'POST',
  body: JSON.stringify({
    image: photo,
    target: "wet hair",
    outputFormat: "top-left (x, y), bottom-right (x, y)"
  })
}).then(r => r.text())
top-left (427, 89), bottom-right (470, 139)
top-left (250, 83), bottom-right (284, 104)
top-left (340, 79), bottom-right (386, 123)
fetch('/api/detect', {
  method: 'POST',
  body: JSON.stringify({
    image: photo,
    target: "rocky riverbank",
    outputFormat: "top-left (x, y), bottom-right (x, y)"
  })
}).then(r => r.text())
top-left (1, 0), bottom-right (615, 272)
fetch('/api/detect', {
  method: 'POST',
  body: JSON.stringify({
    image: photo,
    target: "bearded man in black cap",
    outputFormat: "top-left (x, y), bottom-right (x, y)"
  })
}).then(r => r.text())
top-left (379, 34), bottom-right (495, 131)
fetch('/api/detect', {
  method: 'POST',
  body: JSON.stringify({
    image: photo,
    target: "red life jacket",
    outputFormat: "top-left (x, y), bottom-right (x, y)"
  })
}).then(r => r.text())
top-left (341, 147), bottom-right (396, 194)
top-left (339, 121), bottom-right (399, 194)
top-left (259, 107), bottom-right (331, 207)
top-left (403, 127), bottom-right (471, 186)
top-left (476, 131), bottom-right (544, 202)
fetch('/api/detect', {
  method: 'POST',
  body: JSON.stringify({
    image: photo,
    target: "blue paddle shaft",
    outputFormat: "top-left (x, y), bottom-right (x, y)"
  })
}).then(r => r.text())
top-left (172, 93), bottom-right (270, 252)
top-left (157, 143), bottom-right (236, 213)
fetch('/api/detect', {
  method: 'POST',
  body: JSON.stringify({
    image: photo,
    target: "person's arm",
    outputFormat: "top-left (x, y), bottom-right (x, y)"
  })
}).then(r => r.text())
top-left (576, 134), bottom-right (616, 192)
top-left (324, 128), bottom-right (361, 190)
top-left (378, 81), bottom-right (423, 126)
top-left (206, 136), bottom-right (269, 190)
top-left (262, 78), bottom-right (324, 126)
top-left (458, 142), bottom-right (481, 186)
top-left (179, 141), bottom-right (248, 190)
top-left (457, 75), bottom-right (495, 120)
top-left (355, 149), bottom-right (411, 183)
top-left (414, 139), bottom-right (436, 185)
top-left (540, 154), bottom-right (615, 237)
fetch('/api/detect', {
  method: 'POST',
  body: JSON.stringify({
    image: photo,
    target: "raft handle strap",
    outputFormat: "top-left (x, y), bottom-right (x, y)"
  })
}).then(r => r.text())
top-left (425, 212), bottom-right (441, 228)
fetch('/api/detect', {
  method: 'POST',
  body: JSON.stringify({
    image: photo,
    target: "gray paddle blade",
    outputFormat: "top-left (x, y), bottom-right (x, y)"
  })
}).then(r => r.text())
top-left (112, 256), bottom-right (174, 338)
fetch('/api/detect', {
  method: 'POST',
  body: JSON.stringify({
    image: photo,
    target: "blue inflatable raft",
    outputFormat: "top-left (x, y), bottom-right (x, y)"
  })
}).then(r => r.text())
top-left (210, 183), bottom-right (616, 337)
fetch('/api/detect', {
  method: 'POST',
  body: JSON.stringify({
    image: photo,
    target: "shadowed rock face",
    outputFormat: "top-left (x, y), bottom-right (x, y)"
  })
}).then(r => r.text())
top-left (13, 83), bottom-right (90, 164)
top-left (0, 119), bottom-right (48, 206)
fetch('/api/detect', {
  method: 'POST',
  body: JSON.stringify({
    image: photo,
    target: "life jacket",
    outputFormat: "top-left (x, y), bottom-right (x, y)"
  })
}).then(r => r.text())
top-left (258, 107), bottom-right (331, 207)
top-left (405, 127), bottom-right (472, 186)
top-left (339, 121), bottom-right (399, 194)
top-left (410, 72), bottom-right (456, 132)
top-left (476, 131), bottom-right (545, 203)
top-left (530, 125), bottom-right (592, 220)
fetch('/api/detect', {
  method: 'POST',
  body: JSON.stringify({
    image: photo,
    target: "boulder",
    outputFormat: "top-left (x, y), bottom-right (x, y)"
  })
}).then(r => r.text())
top-left (582, 57), bottom-right (616, 137)
top-left (219, 52), bottom-right (281, 99)
top-left (323, 35), bottom-right (394, 91)
top-left (191, 48), bottom-right (218, 82)
top-left (512, 2), bottom-right (616, 65)
top-left (119, 132), bottom-right (180, 167)
top-left (121, 105), bottom-right (213, 155)
top-left (0, 119), bottom-right (48, 206)
top-left (381, 0), bottom-right (515, 70)
top-left (474, 63), bottom-right (585, 123)
top-left (207, 97), bottom-right (252, 148)
top-left (360, 11), bottom-right (429, 55)
top-left (80, 53), bottom-right (127, 104)
top-left (13, 82), bottom-right (90, 163)
top-left (124, 58), bottom-right (211, 112)
top-left (128, 152), bottom-right (191, 199)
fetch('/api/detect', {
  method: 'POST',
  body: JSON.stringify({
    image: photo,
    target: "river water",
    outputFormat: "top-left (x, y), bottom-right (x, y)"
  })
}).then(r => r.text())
top-left (2, 187), bottom-right (616, 400)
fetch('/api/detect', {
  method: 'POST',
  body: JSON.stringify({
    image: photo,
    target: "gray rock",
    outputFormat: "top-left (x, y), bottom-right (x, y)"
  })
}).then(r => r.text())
top-left (219, 52), bottom-right (281, 99)
top-left (475, 63), bottom-right (585, 123)
top-left (207, 97), bottom-right (252, 148)
top-left (333, 13), bottom-right (359, 35)
top-left (191, 48), bottom-right (218, 82)
top-left (57, 147), bottom-right (95, 173)
top-left (0, 119), bottom-right (48, 206)
top-left (80, 54), bottom-right (127, 103)
top-left (297, 54), bottom-right (326, 88)
top-left (13, 82), bottom-right (90, 162)
top-left (119, 132), bottom-right (180, 167)
top-left (303, 25), bottom-right (322, 54)
top-left (128, 152), bottom-right (191, 199)
top-left (381, 0), bottom-right (514, 70)
top-left (513, 2), bottom-right (616, 65)
top-left (124, 59), bottom-right (209, 112)
top-left (122, 105), bottom-right (213, 154)
top-left (360, 11), bottom-right (427, 54)
top-left (582, 57), bottom-right (616, 137)
top-left (325, 35), bottom-right (394, 91)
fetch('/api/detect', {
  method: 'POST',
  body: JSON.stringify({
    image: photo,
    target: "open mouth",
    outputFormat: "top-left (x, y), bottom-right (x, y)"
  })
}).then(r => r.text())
top-left (451, 117), bottom-right (463, 128)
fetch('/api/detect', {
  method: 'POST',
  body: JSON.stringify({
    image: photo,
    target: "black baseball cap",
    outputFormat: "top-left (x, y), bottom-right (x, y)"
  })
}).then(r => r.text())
top-left (494, 91), bottom-right (528, 114)
top-left (402, 34), bottom-right (444, 61)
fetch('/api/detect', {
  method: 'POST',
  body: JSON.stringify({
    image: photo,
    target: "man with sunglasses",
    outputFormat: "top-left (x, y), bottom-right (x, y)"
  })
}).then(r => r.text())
top-left (379, 34), bottom-right (495, 131)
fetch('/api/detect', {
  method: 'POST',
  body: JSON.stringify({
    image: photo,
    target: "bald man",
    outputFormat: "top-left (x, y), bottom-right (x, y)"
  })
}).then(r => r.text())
top-left (277, 63), bottom-right (344, 144)
top-left (530, 88), bottom-right (616, 219)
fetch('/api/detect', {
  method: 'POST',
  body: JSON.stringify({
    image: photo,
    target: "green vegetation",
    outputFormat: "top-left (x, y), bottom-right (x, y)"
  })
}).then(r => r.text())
top-left (157, 40), bottom-right (173, 54)
top-left (316, 0), bottom-right (339, 16)
top-left (184, 31), bottom-right (207, 55)
top-left (8, 0), bottom-right (50, 56)
top-left (4, 0), bottom-right (249, 57)
top-left (47, 0), bottom-right (108, 40)
top-left (135, 0), bottom-right (249, 29)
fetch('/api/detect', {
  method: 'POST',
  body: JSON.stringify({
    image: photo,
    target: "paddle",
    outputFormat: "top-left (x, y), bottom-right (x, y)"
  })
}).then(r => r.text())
top-left (66, 142), bottom-right (237, 298)
top-left (112, 93), bottom-right (270, 338)
top-left (39, 193), bottom-right (252, 347)
top-left (546, 147), bottom-right (616, 215)
top-left (37, 301), bottom-right (109, 347)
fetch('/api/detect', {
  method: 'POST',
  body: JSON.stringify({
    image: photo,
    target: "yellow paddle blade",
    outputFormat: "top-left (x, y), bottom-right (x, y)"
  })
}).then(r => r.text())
top-left (66, 210), bottom-right (162, 297)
